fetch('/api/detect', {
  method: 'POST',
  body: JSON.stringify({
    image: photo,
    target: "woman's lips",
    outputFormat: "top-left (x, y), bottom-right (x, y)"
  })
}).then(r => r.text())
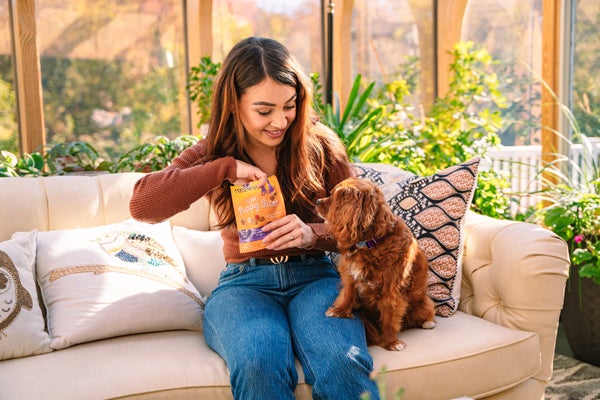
top-left (265, 129), bottom-right (285, 138)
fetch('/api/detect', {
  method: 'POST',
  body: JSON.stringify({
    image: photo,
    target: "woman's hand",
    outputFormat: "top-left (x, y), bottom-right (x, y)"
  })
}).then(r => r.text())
top-left (262, 214), bottom-right (317, 251)
top-left (232, 160), bottom-right (268, 186)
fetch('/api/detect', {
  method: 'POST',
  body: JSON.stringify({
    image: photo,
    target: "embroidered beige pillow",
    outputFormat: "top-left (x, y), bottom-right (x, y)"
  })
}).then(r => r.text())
top-left (0, 230), bottom-right (52, 360)
top-left (36, 219), bottom-right (204, 350)
top-left (354, 158), bottom-right (480, 317)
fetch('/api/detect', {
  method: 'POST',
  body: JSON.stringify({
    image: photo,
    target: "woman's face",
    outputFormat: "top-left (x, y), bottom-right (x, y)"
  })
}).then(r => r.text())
top-left (238, 78), bottom-right (297, 152)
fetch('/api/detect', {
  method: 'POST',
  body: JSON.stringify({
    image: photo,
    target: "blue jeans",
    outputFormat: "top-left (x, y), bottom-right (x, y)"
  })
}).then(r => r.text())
top-left (203, 255), bottom-right (380, 400)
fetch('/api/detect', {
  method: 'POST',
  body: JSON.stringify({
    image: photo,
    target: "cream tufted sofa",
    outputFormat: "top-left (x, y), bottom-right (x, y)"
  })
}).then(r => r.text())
top-left (0, 166), bottom-right (570, 400)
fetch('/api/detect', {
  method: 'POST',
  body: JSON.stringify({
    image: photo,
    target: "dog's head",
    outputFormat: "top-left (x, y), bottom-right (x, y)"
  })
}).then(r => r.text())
top-left (316, 178), bottom-right (395, 248)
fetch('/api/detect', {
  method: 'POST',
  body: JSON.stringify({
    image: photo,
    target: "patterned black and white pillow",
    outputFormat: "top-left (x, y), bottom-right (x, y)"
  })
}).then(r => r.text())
top-left (352, 158), bottom-right (480, 317)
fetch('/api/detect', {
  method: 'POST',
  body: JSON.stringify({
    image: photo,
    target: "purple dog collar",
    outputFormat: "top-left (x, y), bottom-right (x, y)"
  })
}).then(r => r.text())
top-left (351, 234), bottom-right (389, 251)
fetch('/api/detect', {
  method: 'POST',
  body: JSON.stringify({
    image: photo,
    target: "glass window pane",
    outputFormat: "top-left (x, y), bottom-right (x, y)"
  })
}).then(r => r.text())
top-left (0, 2), bottom-right (18, 154)
top-left (212, 0), bottom-right (322, 83)
top-left (573, 0), bottom-right (600, 139)
top-left (463, 0), bottom-right (543, 146)
top-left (350, 0), bottom-right (435, 109)
top-left (36, 0), bottom-right (188, 159)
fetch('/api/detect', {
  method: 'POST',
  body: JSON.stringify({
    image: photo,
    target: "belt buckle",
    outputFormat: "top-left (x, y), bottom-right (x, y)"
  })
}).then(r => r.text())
top-left (269, 255), bottom-right (289, 264)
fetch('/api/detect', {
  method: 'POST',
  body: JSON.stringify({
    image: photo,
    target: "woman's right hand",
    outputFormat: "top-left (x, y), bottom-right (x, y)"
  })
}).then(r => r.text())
top-left (232, 160), bottom-right (268, 186)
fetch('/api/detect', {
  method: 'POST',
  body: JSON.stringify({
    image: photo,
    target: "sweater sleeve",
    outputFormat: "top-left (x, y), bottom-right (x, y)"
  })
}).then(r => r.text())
top-left (129, 140), bottom-right (237, 223)
top-left (307, 223), bottom-right (338, 252)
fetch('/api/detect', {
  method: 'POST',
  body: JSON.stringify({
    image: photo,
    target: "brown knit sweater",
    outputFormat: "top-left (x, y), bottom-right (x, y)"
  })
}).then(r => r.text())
top-left (129, 139), bottom-right (351, 263)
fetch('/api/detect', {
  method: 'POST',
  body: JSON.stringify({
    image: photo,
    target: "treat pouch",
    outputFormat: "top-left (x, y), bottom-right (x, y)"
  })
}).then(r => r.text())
top-left (230, 176), bottom-right (286, 253)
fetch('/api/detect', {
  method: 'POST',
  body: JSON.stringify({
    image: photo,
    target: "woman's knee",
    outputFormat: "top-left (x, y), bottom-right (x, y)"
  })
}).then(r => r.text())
top-left (228, 350), bottom-right (298, 399)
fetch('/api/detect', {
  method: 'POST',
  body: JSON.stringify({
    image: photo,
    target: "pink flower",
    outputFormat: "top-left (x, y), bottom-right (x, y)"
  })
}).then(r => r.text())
top-left (574, 234), bottom-right (584, 244)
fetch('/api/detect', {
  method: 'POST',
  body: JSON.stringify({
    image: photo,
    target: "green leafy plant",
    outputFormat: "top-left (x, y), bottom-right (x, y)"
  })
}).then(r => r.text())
top-left (0, 75), bottom-right (18, 154)
top-left (529, 127), bottom-right (600, 284)
top-left (0, 141), bottom-right (110, 177)
top-left (187, 56), bottom-right (221, 127)
top-left (393, 42), bottom-right (512, 220)
top-left (310, 72), bottom-right (326, 118)
top-left (537, 191), bottom-right (600, 283)
top-left (112, 135), bottom-right (199, 173)
top-left (0, 135), bottom-right (200, 177)
top-left (333, 74), bottom-right (426, 167)
top-left (514, 69), bottom-right (600, 285)
top-left (471, 170), bottom-right (512, 218)
top-left (413, 41), bottom-right (506, 174)
top-left (0, 150), bottom-right (45, 177)
top-left (323, 74), bottom-right (398, 163)
top-left (43, 141), bottom-right (111, 174)
top-left (359, 366), bottom-right (405, 400)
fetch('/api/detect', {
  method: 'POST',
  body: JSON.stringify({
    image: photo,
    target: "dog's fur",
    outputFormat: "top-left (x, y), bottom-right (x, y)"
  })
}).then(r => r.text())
top-left (316, 177), bottom-right (436, 351)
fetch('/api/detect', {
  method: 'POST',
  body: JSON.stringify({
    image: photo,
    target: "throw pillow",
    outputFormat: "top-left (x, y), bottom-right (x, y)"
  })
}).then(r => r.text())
top-left (36, 219), bottom-right (205, 350)
top-left (354, 158), bottom-right (480, 317)
top-left (0, 230), bottom-right (53, 360)
top-left (172, 226), bottom-right (225, 298)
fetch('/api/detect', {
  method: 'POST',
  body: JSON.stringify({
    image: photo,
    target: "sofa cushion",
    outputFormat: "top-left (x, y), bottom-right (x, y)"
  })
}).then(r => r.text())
top-left (0, 312), bottom-right (539, 400)
top-left (354, 158), bottom-right (480, 317)
top-left (35, 219), bottom-right (205, 350)
top-left (0, 230), bottom-right (52, 360)
top-left (172, 226), bottom-right (224, 298)
top-left (369, 312), bottom-right (540, 399)
top-left (0, 178), bottom-right (49, 241)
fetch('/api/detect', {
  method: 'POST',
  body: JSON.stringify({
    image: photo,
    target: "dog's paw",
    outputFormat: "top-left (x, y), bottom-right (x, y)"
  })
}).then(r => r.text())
top-left (422, 320), bottom-right (436, 329)
top-left (385, 340), bottom-right (406, 351)
top-left (326, 306), bottom-right (353, 319)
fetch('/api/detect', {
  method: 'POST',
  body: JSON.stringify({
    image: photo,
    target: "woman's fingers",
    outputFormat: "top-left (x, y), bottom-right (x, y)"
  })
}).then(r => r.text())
top-left (232, 160), bottom-right (267, 185)
top-left (262, 215), bottom-right (316, 250)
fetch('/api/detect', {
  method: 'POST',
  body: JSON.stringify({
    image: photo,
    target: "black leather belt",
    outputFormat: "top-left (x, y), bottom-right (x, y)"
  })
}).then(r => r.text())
top-left (253, 255), bottom-right (306, 264)
top-left (251, 253), bottom-right (325, 264)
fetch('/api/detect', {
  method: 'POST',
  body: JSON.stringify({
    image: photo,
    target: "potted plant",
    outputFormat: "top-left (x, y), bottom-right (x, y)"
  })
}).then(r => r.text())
top-left (0, 150), bottom-right (45, 177)
top-left (530, 127), bottom-right (600, 366)
top-left (187, 56), bottom-right (221, 132)
top-left (43, 141), bottom-right (111, 174)
top-left (112, 135), bottom-right (198, 173)
top-left (1, 141), bottom-right (110, 177)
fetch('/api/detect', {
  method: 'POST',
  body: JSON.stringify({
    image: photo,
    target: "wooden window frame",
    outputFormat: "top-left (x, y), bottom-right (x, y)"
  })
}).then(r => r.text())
top-left (9, 0), bottom-right (45, 154)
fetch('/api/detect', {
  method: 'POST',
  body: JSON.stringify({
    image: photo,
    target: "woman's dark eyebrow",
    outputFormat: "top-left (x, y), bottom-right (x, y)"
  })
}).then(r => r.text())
top-left (252, 94), bottom-right (297, 107)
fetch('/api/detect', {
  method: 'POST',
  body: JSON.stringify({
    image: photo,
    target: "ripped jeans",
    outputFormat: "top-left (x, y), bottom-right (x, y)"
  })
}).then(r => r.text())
top-left (203, 254), bottom-right (380, 400)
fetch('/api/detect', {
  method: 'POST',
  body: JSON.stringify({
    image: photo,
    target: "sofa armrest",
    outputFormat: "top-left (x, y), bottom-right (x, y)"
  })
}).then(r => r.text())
top-left (460, 211), bottom-right (570, 383)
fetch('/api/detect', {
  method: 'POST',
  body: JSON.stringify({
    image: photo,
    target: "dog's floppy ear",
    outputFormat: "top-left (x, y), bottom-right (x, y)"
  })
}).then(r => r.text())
top-left (358, 184), bottom-right (381, 232)
top-left (328, 184), bottom-right (364, 244)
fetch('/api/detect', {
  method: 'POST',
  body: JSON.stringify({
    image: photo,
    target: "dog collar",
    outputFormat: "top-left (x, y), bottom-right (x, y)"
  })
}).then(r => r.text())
top-left (351, 234), bottom-right (389, 251)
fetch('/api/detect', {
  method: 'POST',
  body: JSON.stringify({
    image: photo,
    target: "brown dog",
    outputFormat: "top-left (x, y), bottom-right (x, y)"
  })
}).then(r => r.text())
top-left (316, 177), bottom-right (435, 351)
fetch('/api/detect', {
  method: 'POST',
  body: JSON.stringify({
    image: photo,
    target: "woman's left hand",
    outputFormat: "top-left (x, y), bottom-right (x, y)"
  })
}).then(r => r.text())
top-left (262, 214), bottom-right (316, 251)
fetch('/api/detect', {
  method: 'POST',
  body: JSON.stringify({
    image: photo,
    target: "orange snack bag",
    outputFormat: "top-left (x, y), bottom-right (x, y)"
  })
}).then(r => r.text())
top-left (230, 176), bottom-right (286, 253)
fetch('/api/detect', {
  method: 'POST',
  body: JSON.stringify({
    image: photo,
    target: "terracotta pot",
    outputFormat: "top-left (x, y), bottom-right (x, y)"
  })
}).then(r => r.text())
top-left (561, 271), bottom-right (600, 366)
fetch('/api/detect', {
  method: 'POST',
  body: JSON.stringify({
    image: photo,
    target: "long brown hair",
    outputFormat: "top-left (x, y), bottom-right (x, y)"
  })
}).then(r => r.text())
top-left (204, 37), bottom-right (349, 227)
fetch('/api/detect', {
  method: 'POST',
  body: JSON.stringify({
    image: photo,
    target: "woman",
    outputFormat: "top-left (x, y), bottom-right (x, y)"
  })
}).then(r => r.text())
top-left (129, 36), bottom-right (380, 400)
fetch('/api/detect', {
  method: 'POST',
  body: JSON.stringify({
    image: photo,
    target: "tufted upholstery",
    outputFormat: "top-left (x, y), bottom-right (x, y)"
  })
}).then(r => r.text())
top-left (461, 212), bottom-right (570, 387)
